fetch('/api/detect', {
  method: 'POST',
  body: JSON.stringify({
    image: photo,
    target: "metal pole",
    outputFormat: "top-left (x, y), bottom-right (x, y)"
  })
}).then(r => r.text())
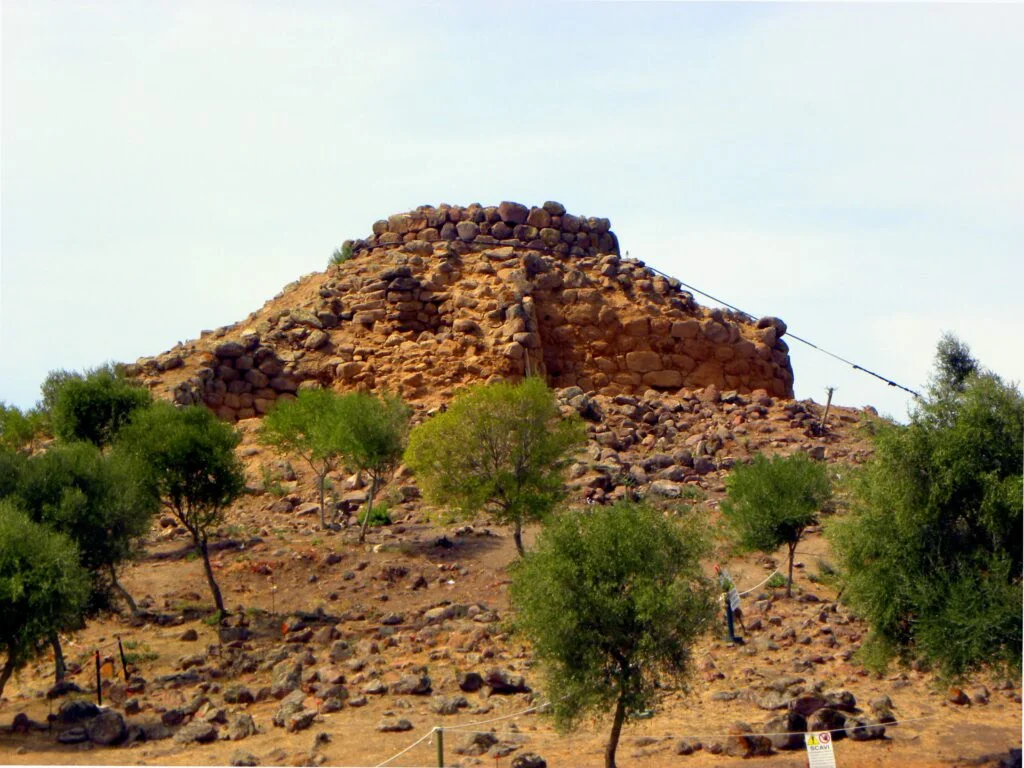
top-left (117, 636), bottom-right (129, 681)
top-left (95, 651), bottom-right (102, 706)
top-left (436, 726), bottom-right (444, 767)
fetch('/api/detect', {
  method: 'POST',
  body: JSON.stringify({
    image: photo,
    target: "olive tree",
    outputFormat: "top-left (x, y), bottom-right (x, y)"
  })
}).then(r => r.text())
top-left (259, 389), bottom-right (348, 529)
top-left (0, 403), bottom-right (43, 453)
top-left (335, 392), bottom-right (410, 543)
top-left (830, 343), bottom-right (1022, 678)
top-left (0, 500), bottom-right (90, 699)
top-left (15, 441), bottom-right (158, 614)
top-left (119, 404), bottom-right (245, 616)
top-left (405, 378), bottom-right (585, 555)
top-left (720, 452), bottom-right (832, 597)
top-left (510, 501), bottom-right (715, 768)
top-left (49, 365), bottom-right (151, 447)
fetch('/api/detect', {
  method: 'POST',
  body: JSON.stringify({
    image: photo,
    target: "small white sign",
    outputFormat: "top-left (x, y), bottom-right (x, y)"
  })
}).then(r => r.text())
top-left (805, 731), bottom-right (837, 768)
top-left (728, 588), bottom-right (741, 611)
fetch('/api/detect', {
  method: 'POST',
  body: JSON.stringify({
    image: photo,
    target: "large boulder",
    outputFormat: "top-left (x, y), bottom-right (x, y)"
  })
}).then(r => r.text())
top-left (807, 708), bottom-right (846, 737)
top-left (57, 699), bottom-right (99, 723)
top-left (270, 659), bottom-right (302, 699)
top-left (485, 668), bottom-right (530, 695)
top-left (724, 721), bottom-right (773, 758)
top-left (497, 202), bottom-right (529, 225)
top-left (457, 671), bottom-right (484, 692)
top-left (764, 711), bottom-right (807, 750)
top-left (227, 713), bottom-right (258, 741)
top-left (273, 690), bottom-right (306, 727)
top-left (392, 674), bottom-right (431, 696)
top-left (86, 710), bottom-right (127, 746)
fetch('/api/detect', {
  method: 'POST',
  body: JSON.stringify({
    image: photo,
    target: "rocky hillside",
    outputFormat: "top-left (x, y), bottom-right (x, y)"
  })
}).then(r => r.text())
top-left (127, 201), bottom-right (796, 423)
top-left (2, 203), bottom-right (1019, 768)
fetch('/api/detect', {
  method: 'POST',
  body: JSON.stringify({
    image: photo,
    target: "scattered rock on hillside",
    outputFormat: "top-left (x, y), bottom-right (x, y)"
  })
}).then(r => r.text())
top-left (57, 699), bottom-right (99, 723)
top-left (392, 674), bottom-right (431, 696)
top-left (845, 718), bottom-right (886, 741)
top-left (271, 659), bottom-right (303, 698)
top-left (458, 671), bottom-right (484, 692)
top-left (286, 711), bottom-right (316, 733)
top-left (376, 718), bottom-right (413, 732)
top-left (174, 720), bottom-right (219, 744)
top-left (764, 711), bottom-right (807, 750)
top-left (807, 708), bottom-right (846, 736)
top-left (230, 749), bottom-right (260, 767)
top-left (511, 754), bottom-right (547, 768)
top-left (227, 713), bottom-right (259, 741)
top-left (457, 732), bottom-right (499, 756)
top-left (485, 668), bottom-right (530, 695)
top-left (724, 721), bottom-right (773, 758)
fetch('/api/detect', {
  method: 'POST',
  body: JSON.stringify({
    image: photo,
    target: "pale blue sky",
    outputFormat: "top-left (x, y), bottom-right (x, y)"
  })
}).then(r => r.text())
top-left (3, 1), bottom-right (1022, 420)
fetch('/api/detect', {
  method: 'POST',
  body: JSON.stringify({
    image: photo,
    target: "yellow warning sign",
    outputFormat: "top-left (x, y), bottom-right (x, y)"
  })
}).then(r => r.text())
top-left (805, 730), bottom-right (837, 768)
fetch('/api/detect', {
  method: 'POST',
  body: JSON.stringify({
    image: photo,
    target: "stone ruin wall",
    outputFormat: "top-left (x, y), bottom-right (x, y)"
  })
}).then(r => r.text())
top-left (130, 202), bottom-right (795, 421)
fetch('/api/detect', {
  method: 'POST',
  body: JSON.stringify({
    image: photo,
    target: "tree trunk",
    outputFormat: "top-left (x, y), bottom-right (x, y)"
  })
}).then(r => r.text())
top-left (787, 540), bottom-right (797, 598)
top-left (0, 655), bottom-right (16, 701)
top-left (198, 537), bottom-right (226, 615)
top-left (51, 632), bottom-right (66, 684)
top-left (109, 564), bottom-right (139, 615)
top-left (358, 473), bottom-right (380, 544)
top-left (605, 693), bottom-right (628, 768)
top-left (317, 472), bottom-right (327, 530)
top-left (513, 520), bottom-right (525, 556)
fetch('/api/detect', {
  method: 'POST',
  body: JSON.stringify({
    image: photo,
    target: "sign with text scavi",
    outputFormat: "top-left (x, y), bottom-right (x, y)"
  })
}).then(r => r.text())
top-left (805, 730), bottom-right (837, 768)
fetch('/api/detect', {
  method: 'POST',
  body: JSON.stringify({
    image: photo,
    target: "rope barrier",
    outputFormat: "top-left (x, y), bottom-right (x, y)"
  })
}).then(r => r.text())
top-left (645, 266), bottom-right (922, 399)
top-left (436, 713), bottom-right (939, 741)
top-left (441, 698), bottom-right (553, 729)
top-left (717, 568), bottom-right (781, 603)
top-left (374, 726), bottom-right (437, 767)
top-left (740, 569), bottom-right (781, 596)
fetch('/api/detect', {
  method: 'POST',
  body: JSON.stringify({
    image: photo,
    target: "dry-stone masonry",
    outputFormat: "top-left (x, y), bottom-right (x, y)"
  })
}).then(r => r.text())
top-left (128, 202), bottom-right (795, 421)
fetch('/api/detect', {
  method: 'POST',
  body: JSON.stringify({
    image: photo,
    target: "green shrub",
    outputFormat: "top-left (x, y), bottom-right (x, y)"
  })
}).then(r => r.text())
top-left (766, 572), bottom-right (788, 589)
top-left (357, 504), bottom-right (391, 527)
top-left (329, 242), bottom-right (354, 267)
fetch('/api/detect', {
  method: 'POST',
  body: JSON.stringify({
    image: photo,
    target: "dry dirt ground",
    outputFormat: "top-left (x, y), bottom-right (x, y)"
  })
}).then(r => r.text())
top-left (0, 442), bottom-right (1020, 768)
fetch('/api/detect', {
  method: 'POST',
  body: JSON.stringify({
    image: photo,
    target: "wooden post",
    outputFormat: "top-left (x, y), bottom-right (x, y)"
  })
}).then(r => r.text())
top-left (94, 651), bottom-right (102, 706)
top-left (820, 386), bottom-right (835, 432)
top-left (436, 726), bottom-right (444, 767)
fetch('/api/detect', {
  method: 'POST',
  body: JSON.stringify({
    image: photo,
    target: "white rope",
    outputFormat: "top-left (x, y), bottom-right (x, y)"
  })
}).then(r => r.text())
top-left (718, 568), bottom-right (780, 603)
top-left (437, 713), bottom-right (938, 740)
top-left (374, 726), bottom-right (436, 767)
top-left (740, 568), bottom-right (781, 596)
top-left (441, 698), bottom-right (552, 730)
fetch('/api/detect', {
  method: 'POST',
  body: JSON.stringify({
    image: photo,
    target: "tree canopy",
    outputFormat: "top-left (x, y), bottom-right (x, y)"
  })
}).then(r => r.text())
top-left (0, 499), bottom-right (90, 698)
top-left (118, 403), bottom-right (245, 615)
top-left (829, 338), bottom-right (1022, 678)
top-left (49, 365), bottom-right (151, 447)
top-left (510, 501), bottom-right (715, 768)
top-left (11, 441), bottom-right (158, 613)
top-left (405, 377), bottom-right (585, 554)
top-left (259, 389), bottom-right (349, 529)
top-left (720, 451), bottom-right (832, 597)
top-left (333, 392), bottom-right (410, 543)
